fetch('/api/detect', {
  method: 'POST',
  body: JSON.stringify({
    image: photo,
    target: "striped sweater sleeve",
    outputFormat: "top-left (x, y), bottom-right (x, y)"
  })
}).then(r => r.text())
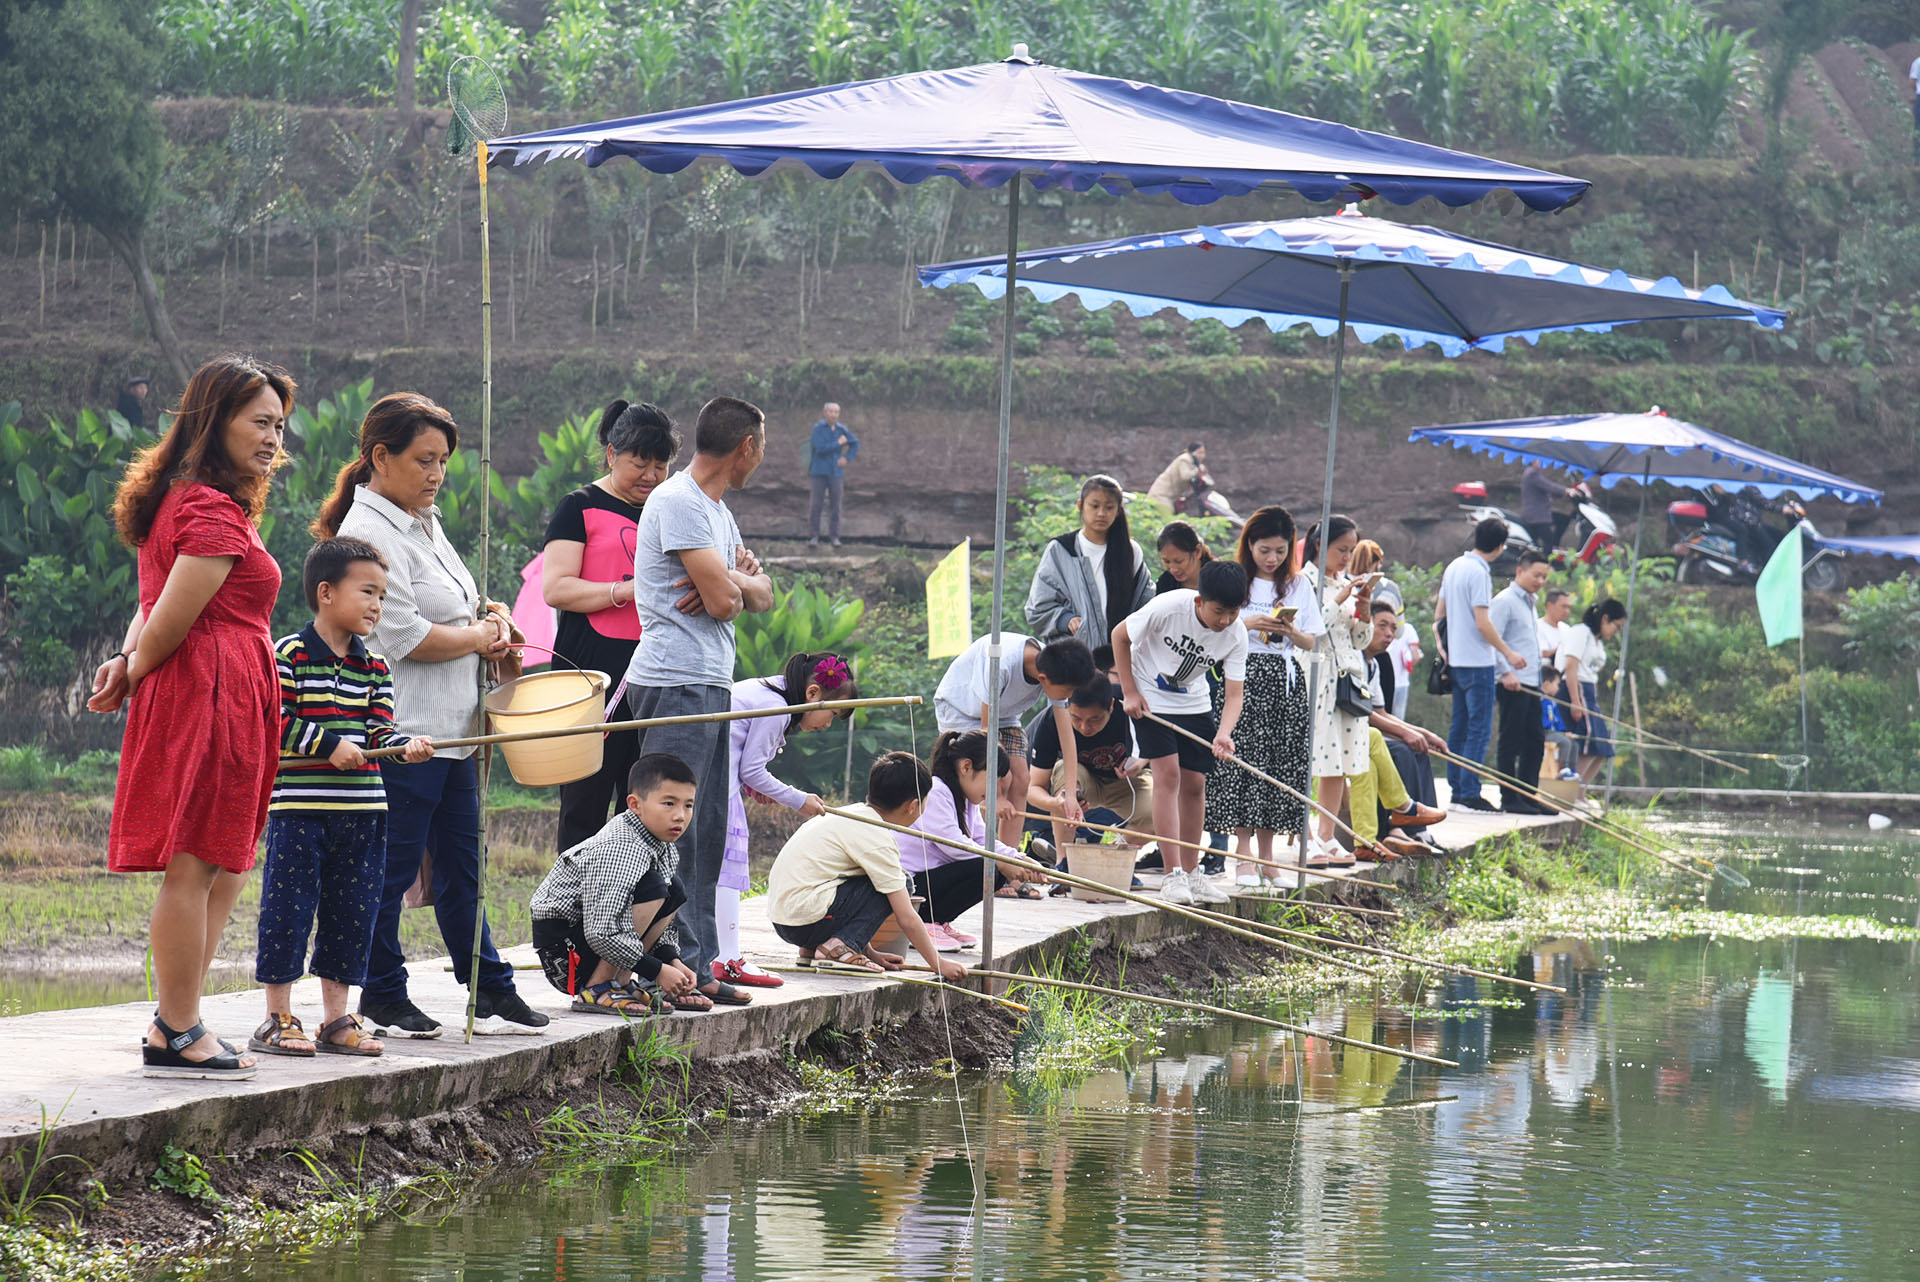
top-left (361, 656), bottom-right (408, 753)
top-left (276, 636), bottom-right (338, 758)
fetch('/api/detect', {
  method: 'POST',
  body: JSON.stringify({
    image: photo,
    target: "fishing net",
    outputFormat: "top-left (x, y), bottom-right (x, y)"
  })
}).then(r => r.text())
top-left (447, 55), bottom-right (508, 157)
top-left (1709, 862), bottom-right (1752, 889)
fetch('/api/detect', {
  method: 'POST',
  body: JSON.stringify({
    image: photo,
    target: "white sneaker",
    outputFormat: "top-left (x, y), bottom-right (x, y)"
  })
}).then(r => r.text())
top-left (1188, 871), bottom-right (1231, 904)
top-left (1234, 873), bottom-right (1262, 891)
top-left (1160, 868), bottom-right (1194, 905)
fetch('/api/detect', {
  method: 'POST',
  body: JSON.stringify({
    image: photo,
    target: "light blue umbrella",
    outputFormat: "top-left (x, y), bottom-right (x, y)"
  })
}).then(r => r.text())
top-left (1408, 409), bottom-right (1879, 802)
top-left (489, 51), bottom-right (1589, 954)
top-left (1807, 533), bottom-right (1920, 562)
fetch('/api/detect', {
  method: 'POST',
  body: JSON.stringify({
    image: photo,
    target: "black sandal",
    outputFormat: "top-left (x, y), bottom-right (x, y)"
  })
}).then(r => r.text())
top-left (700, 980), bottom-right (753, 1007)
top-left (144, 1017), bottom-right (258, 1079)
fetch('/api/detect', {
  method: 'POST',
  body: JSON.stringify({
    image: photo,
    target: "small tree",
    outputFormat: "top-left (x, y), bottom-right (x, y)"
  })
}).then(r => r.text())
top-left (0, 0), bottom-right (190, 384)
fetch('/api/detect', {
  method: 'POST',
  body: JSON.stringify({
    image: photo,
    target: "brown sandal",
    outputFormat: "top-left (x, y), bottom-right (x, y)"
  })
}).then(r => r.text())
top-left (812, 939), bottom-right (885, 974)
top-left (249, 1012), bottom-right (316, 1057)
top-left (315, 1014), bottom-right (385, 1057)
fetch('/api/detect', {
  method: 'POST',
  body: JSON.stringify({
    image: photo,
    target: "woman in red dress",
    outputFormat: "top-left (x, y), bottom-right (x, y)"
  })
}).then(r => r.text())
top-left (88, 354), bottom-right (295, 1080)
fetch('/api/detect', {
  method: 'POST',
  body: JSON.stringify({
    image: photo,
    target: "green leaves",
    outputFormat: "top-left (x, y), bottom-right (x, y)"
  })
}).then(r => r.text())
top-left (734, 584), bottom-right (867, 681)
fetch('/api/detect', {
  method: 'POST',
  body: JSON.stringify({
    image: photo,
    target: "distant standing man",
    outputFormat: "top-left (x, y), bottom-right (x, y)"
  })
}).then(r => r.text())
top-left (115, 375), bottom-right (150, 431)
top-left (807, 402), bottom-right (860, 547)
top-left (1490, 550), bottom-right (1551, 814)
top-left (1434, 517), bottom-right (1528, 812)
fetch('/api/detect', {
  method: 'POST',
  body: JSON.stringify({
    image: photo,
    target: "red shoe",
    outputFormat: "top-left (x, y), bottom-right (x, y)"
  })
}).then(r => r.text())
top-left (712, 958), bottom-right (784, 989)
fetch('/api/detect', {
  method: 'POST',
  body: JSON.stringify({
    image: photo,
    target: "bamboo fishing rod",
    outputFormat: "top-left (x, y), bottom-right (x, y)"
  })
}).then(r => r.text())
top-left (764, 965), bottom-right (1032, 1013)
top-left (1016, 809), bottom-right (1401, 899)
top-left (358, 695), bottom-right (922, 760)
top-left (1521, 684), bottom-right (1749, 776)
top-left (959, 967), bottom-right (1460, 1069)
top-left (1424, 743), bottom-right (1715, 884)
top-left (823, 805), bottom-right (1376, 973)
top-left (1141, 711), bottom-right (1381, 854)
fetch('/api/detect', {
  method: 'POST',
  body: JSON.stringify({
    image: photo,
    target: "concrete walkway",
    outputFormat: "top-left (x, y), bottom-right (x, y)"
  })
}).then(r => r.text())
top-left (0, 799), bottom-right (1571, 1173)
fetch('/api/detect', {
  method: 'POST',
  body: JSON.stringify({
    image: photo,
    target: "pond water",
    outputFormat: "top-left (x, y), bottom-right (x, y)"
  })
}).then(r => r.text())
top-left (195, 818), bottom-right (1920, 1282)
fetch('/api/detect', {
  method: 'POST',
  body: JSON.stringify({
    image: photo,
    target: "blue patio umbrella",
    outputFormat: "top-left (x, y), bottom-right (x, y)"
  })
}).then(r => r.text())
top-left (1408, 409), bottom-right (1880, 801)
top-left (1808, 532), bottom-right (1920, 562)
top-left (486, 49), bottom-right (1590, 957)
top-left (920, 212), bottom-right (1785, 823)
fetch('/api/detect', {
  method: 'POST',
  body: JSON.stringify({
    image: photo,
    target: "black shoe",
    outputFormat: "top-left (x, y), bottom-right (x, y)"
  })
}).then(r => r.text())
top-left (358, 997), bottom-right (442, 1039)
top-left (1455, 795), bottom-right (1499, 813)
top-left (473, 987), bottom-right (549, 1035)
top-left (1201, 849), bottom-right (1227, 876)
top-left (1027, 837), bottom-right (1059, 868)
top-left (1135, 846), bottom-right (1164, 871)
top-left (1501, 797), bottom-right (1547, 815)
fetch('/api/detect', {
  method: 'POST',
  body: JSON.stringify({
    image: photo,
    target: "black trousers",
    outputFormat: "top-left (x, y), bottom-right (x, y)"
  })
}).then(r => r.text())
top-left (1495, 684), bottom-right (1546, 803)
top-left (555, 725), bottom-right (643, 854)
top-left (773, 876), bottom-right (894, 952)
top-left (909, 860), bottom-right (988, 925)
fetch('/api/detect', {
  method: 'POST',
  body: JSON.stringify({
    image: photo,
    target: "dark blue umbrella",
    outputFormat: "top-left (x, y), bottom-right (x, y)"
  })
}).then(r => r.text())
top-left (1408, 408), bottom-right (1878, 801)
top-left (487, 49), bottom-right (1590, 953)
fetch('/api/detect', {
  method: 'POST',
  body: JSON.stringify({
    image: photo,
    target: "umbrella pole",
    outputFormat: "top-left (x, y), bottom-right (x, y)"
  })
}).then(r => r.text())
top-left (1302, 262), bottom-right (1353, 857)
top-left (465, 140), bottom-right (496, 1042)
top-left (1602, 460), bottom-right (1651, 809)
top-left (980, 178), bottom-right (1022, 980)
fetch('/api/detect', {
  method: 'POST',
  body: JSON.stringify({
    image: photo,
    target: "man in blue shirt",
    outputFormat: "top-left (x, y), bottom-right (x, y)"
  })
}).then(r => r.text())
top-left (1434, 518), bottom-right (1527, 811)
top-left (807, 401), bottom-right (860, 547)
top-left (1490, 550), bottom-right (1552, 814)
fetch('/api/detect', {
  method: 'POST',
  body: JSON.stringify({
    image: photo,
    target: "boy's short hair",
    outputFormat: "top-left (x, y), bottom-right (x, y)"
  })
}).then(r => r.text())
top-left (1541, 665), bottom-right (1562, 684)
top-left (1544, 587), bottom-right (1572, 606)
top-left (1516, 548), bottom-right (1550, 570)
top-left (303, 537), bottom-right (387, 609)
top-left (629, 752), bottom-right (696, 797)
top-left (1196, 559), bottom-right (1251, 609)
top-left (867, 751), bottom-right (931, 811)
top-left (694, 395), bottom-right (766, 457)
top-left (1473, 517), bottom-right (1510, 553)
top-left (1068, 678), bottom-right (1114, 709)
top-left (1034, 638), bottom-right (1096, 688)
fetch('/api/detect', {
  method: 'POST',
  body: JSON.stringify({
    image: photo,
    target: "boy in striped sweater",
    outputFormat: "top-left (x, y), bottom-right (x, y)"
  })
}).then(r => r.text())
top-left (251, 538), bottom-right (434, 1059)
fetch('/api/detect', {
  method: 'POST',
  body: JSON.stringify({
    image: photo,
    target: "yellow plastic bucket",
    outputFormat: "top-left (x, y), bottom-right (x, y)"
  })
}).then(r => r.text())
top-left (483, 669), bottom-right (609, 787)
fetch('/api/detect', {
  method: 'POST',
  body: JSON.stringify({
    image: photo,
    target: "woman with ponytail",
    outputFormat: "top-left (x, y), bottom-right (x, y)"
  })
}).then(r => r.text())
top-left (326, 392), bottom-right (545, 1037)
top-left (1301, 515), bottom-right (1374, 866)
top-left (1559, 597), bottom-right (1627, 784)
top-left (716, 651), bottom-right (858, 989)
top-left (1026, 474), bottom-right (1154, 644)
top-left (544, 399), bottom-right (683, 852)
top-left (895, 730), bottom-right (1047, 951)
top-left (88, 353), bottom-right (294, 1080)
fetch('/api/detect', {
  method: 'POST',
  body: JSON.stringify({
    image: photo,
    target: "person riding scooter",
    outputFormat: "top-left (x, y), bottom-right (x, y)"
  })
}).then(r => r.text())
top-left (1704, 485), bottom-right (1771, 573)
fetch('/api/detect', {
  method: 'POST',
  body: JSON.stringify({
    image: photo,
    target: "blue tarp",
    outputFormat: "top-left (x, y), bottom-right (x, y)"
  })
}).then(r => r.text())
top-left (919, 212), bottom-right (1784, 356)
top-left (1406, 412), bottom-right (1882, 504)
top-left (1810, 533), bottom-right (1920, 562)
top-left (486, 56), bottom-right (1590, 211)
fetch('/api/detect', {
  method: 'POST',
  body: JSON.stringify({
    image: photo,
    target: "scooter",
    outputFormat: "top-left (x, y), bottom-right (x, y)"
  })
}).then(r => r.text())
top-left (1173, 469), bottom-right (1245, 525)
top-left (1667, 494), bottom-right (1845, 591)
top-left (1451, 481), bottom-right (1617, 569)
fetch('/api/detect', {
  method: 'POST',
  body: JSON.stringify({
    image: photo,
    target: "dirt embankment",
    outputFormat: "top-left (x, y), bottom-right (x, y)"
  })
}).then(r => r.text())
top-left (41, 925), bottom-right (1305, 1272)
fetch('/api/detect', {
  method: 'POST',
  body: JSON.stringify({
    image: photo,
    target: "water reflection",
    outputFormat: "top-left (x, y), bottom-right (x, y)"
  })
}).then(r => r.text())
top-left (195, 827), bottom-right (1920, 1282)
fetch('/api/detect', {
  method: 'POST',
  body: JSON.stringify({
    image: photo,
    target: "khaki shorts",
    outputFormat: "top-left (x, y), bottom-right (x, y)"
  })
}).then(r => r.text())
top-left (1048, 763), bottom-right (1151, 828)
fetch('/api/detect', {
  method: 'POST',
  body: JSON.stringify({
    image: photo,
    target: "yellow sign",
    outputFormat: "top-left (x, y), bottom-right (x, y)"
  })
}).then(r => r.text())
top-left (925, 539), bottom-right (972, 659)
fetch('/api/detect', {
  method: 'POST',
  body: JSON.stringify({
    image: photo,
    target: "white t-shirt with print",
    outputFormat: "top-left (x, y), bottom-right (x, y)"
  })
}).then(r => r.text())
top-left (933, 632), bottom-right (1048, 731)
top-left (1122, 589), bottom-right (1249, 715)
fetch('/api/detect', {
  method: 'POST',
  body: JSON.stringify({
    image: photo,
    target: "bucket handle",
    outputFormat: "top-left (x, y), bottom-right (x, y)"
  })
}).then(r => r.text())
top-left (509, 642), bottom-right (580, 671)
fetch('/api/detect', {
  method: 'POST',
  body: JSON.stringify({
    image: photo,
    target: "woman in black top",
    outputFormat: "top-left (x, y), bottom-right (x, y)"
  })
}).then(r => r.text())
top-left (1154, 520), bottom-right (1213, 595)
top-left (543, 400), bottom-right (682, 851)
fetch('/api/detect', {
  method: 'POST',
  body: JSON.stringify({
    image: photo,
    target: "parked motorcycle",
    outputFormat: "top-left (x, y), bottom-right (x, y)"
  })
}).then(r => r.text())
top-left (1667, 492), bottom-right (1845, 591)
top-left (1173, 467), bottom-right (1245, 525)
top-left (1452, 480), bottom-right (1617, 569)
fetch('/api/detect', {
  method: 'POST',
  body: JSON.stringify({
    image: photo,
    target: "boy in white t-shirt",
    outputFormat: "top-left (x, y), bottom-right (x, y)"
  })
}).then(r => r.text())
top-left (1111, 560), bottom-right (1250, 906)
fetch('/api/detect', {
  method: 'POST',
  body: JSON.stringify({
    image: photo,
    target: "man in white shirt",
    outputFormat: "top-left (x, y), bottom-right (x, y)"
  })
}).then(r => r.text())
top-left (1538, 587), bottom-right (1572, 669)
top-left (1434, 518), bottom-right (1527, 811)
top-left (1491, 551), bottom-right (1552, 814)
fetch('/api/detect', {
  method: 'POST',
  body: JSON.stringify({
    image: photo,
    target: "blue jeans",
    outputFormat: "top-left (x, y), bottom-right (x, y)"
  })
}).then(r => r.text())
top-left (362, 756), bottom-right (516, 1005)
top-left (1446, 665), bottom-right (1496, 801)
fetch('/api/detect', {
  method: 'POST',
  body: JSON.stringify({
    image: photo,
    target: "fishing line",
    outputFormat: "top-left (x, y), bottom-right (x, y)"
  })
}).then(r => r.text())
top-left (913, 703), bottom-right (984, 1207)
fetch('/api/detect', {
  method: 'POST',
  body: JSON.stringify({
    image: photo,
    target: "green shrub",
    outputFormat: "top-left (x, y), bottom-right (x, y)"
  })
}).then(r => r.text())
top-left (1268, 327), bottom-right (1309, 355)
top-left (1083, 337), bottom-right (1121, 359)
top-left (943, 321), bottom-right (990, 351)
top-left (1014, 330), bottom-right (1043, 355)
top-left (1078, 309), bottom-right (1117, 339)
top-left (1838, 575), bottom-right (1920, 674)
top-left (1138, 318), bottom-right (1174, 339)
top-left (1144, 342), bottom-right (1174, 360)
top-left (1185, 318), bottom-right (1240, 356)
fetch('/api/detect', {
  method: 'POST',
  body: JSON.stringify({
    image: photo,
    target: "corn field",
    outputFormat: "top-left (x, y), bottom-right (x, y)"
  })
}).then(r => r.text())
top-left (154, 0), bottom-right (1758, 157)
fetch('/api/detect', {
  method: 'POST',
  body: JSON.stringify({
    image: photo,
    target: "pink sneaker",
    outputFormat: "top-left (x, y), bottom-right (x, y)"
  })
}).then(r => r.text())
top-left (712, 958), bottom-right (784, 989)
top-left (938, 922), bottom-right (979, 948)
top-left (923, 923), bottom-right (964, 953)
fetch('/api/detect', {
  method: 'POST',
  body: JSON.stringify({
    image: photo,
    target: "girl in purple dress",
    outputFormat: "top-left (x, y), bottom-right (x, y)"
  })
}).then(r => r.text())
top-left (716, 651), bottom-right (857, 987)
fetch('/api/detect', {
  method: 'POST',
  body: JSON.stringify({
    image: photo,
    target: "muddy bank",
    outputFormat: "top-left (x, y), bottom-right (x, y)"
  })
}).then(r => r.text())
top-left (28, 926), bottom-right (1297, 1274)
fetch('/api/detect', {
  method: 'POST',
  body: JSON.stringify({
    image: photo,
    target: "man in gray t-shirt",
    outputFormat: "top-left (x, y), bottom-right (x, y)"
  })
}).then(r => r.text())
top-left (1434, 518), bottom-right (1526, 809)
top-left (620, 397), bottom-right (773, 1002)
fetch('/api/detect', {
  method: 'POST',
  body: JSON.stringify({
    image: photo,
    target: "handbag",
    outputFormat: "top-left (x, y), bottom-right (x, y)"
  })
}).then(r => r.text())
top-left (1426, 617), bottom-right (1454, 695)
top-left (1334, 672), bottom-right (1375, 719)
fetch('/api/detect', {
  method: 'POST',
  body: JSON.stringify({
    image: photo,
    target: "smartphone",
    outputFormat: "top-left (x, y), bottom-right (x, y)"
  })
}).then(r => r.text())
top-left (1269, 603), bottom-right (1298, 622)
top-left (1356, 571), bottom-right (1383, 591)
